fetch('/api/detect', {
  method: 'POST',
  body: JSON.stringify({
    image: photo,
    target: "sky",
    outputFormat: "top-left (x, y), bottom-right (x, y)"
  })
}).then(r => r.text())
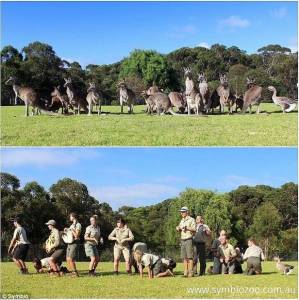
top-left (1, 147), bottom-right (297, 210)
top-left (1, 1), bottom-right (298, 67)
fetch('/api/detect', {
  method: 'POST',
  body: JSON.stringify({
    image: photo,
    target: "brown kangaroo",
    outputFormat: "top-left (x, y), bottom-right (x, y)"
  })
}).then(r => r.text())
top-left (242, 78), bottom-right (263, 114)
top-left (5, 76), bottom-right (40, 116)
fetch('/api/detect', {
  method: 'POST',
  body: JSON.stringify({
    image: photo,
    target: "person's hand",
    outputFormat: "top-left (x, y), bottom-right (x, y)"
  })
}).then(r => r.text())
top-left (220, 258), bottom-right (224, 263)
top-left (176, 226), bottom-right (181, 231)
top-left (100, 237), bottom-right (104, 244)
top-left (225, 257), bottom-right (229, 263)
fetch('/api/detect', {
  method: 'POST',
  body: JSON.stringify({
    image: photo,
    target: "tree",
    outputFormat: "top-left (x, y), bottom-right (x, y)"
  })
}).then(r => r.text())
top-left (249, 202), bottom-right (282, 260)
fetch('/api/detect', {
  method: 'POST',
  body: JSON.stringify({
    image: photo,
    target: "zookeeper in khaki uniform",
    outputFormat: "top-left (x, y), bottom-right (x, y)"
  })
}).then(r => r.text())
top-left (108, 218), bottom-right (134, 275)
top-left (176, 207), bottom-right (196, 277)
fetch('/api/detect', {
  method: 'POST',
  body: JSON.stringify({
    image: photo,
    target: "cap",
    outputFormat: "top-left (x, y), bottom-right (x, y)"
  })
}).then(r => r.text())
top-left (45, 220), bottom-right (56, 226)
top-left (180, 206), bottom-right (189, 212)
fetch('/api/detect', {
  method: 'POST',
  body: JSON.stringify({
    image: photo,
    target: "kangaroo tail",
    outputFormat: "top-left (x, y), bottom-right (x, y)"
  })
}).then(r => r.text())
top-left (37, 105), bottom-right (60, 116)
top-left (285, 103), bottom-right (297, 112)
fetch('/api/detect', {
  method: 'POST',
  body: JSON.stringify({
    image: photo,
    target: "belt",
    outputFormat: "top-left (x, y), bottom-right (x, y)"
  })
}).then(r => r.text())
top-left (181, 238), bottom-right (193, 241)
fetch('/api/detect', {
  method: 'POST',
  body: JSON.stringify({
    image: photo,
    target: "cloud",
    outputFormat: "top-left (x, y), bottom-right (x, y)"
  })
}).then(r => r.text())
top-left (90, 183), bottom-right (179, 209)
top-left (270, 7), bottom-right (287, 19)
top-left (1, 148), bottom-right (102, 168)
top-left (167, 24), bottom-right (198, 38)
top-left (219, 16), bottom-right (250, 29)
top-left (216, 175), bottom-right (262, 191)
top-left (288, 36), bottom-right (298, 53)
top-left (198, 42), bottom-right (210, 49)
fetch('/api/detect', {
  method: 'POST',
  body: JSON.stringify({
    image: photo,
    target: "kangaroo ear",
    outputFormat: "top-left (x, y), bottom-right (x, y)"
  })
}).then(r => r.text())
top-left (64, 78), bottom-right (67, 82)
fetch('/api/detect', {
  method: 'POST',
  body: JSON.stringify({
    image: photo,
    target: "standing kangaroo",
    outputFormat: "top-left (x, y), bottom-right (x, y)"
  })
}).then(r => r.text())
top-left (184, 68), bottom-right (202, 115)
top-left (117, 80), bottom-right (135, 114)
top-left (242, 78), bottom-right (263, 114)
top-left (198, 73), bottom-right (210, 112)
top-left (5, 76), bottom-right (40, 116)
top-left (217, 74), bottom-right (234, 114)
top-left (86, 82), bottom-right (101, 116)
top-left (63, 78), bottom-right (88, 115)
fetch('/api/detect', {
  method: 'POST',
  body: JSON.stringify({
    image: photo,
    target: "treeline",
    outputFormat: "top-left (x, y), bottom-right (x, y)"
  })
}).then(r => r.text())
top-left (1, 172), bottom-right (297, 260)
top-left (1, 42), bottom-right (297, 105)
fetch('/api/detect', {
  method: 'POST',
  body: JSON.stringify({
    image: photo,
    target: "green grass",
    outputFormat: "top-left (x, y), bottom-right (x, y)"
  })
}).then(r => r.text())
top-left (1, 261), bottom-right (297, 298)
top-left (1, 104), bottom-right (297, 146)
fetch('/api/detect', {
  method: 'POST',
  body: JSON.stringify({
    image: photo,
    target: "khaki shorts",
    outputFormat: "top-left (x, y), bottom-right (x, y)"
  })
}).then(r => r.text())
top-left (66, 242), bottom-right (79, 259)
top-left (247, 257), bottom-right (262, 273)
top-left (181, 238), bottom-right (194, 260)
top-left (114, 246), bottom-right (130, 262)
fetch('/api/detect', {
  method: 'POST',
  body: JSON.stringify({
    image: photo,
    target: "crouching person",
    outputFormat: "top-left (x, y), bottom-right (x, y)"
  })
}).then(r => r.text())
top-left (131, 242), bottom-right (148, 273)
top-left (45, 220), bottom-right (65, 277)
top-left (33, 257), bottom-right (68, 274)
top-left (217, 235), bottom-right (237, 274)
top-left (243, 238), bottom-right (264, 275)
top-left (133, 250), bottom-right (174, 278)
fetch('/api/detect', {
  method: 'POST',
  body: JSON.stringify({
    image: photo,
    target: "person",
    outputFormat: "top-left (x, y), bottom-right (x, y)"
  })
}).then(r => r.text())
top-left (193, 216), bottom-right (211, 276)
top-left (108, 218), bottom-right (134, 275)
top-left (64, 212), bottom-right (82, 277)
top-left (217, 235), bottom-right (237, 275)
top-left (33, 257), bottom-right (68, 274)
top-left (234, 247), bottom-right (243, 274)
top-left (176, 207), bottom-right (196, 277)
top-left (243, 238), bottom-right (265, 275)
top-left (211, 229), bottom-right (226, 274)
top-left (131, 242), bottom-right (148, 273)
top-left (7, 217), bottom-right (30, 274)
top-left (133, 250), bottom-right (174, 278)
top-left (84, 215), bottom-right (102, 276)
top-left (45, 219), bottom-right (65, 277)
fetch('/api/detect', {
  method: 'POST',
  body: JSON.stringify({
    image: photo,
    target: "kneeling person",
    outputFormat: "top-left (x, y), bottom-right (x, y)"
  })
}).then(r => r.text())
top-left (134, 250), bottom-right (174, 278)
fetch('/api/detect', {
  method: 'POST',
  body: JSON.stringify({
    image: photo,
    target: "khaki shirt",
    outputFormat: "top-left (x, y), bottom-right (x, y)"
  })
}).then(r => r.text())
top-left (85, 225), bottom-right (101, 245)
top-left (178, 215), bottom-right (196, 240)
top-left (69, 221), bottom-right (82, 241)
top-left (141, 253), bottom-right (160, 267)
top-left (243, 245), bottom-right (265, 260)
top-left (218, 243), bottom-right (236, 258)
top-left (108, 227), bottom-right (134, 249)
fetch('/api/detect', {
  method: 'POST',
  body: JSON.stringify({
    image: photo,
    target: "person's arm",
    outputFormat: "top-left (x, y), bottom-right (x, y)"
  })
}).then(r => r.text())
top-left (108, 228), bottom-right (117, 241)
top-left (204, 225), bottom-right (212, 236)
top-left (8, 229), bottom-right (19, 253)
top-left (121, 229), bottom-right (134, 243)
top-left (51, 230), bottom-right (60, 249)
top-left (176, 221), bottom-right (182, 232)
top-left (260, 249), bottom-right (265, 261)
top-left (139, 264), bottom-right (143, 278)
top-left (186, 219), bottom-right (196, 233)
top-left (84, 227), bottom-right (95, 242)
top-left (148, 266), bottom-right (153, 279)
top-left (228, 248), bottom-right (237, 261)
top-left (71, 224), bottom-right (81, 239)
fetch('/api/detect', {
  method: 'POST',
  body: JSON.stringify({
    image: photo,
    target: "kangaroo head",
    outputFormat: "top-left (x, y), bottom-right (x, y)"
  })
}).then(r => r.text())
top-left (220, 74), bottom-right (228, 86)
top-left (267, 86), bottom-right (276, 92)
top-left (87, 82), bottom-right (96, 92)
top-left (5, 76), bottom-right (16, 85)
top-left (246, 77), bottom-right (255, 88)
top-left (63, 77), bottom-right (72, 88)
top-left (198, 73), bottom-right (206, 83)
top-left (183, 67), bottom-right (192, 77)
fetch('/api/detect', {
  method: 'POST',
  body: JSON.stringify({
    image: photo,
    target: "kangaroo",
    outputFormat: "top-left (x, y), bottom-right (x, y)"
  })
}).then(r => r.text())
top-left (183, 68), bottom-right (202, 115)
top-left (217, 74), bottom-right (234, 114)
top-left (50, 86), bottom-right (70, 114)
top-left (5, 76), bottom-right (55, 116)
top-left (273, 256), bottom-right (294, 275)
top-left (168, 92), bottom-right (186, 113)
top-left (198, 73), bottom-right (211, 112)
top-left (117, 79), bottom-right (135, 114)
top-left (268, 86), bottom-right (297, 113)
top-left (242, 78), bottom-right (263, 114)
top-left (86, 82), bottom-right (101, 116)
top-left (63, 78), bottom-right (88, 115)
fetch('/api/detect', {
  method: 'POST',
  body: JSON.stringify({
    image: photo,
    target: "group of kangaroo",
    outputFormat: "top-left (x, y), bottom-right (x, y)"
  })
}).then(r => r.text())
top-left (5, 69), bottom-right (297, 117)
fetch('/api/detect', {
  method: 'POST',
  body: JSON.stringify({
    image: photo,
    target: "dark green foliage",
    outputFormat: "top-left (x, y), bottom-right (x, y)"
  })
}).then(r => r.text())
top-left (1, 42), bottom-right (297, 105)
top-left (1, 172), bottom-right (297, 258)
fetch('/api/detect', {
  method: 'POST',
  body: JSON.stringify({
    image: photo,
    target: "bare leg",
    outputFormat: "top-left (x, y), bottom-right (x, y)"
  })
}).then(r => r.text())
top-left (93, 256), bottom-right (99, 270)
top-left (114, 258), bottom-right (120, 272)
top-left (12, 258), bottom-right (22, 269)
top-left (155, 269), bottom-right (174, 277)
top-left (183, 259), bottom-right (188, 276)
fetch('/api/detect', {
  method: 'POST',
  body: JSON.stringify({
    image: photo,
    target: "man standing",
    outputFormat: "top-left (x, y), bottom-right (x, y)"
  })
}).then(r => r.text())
top-left (65, 212), bottom-right (82, 277)
top-left (193, 216), bottom-right (211, 276)
top-left (176, 207), bottom-right (196, 277)
top-left (8, 217), bottom-right (30, 274)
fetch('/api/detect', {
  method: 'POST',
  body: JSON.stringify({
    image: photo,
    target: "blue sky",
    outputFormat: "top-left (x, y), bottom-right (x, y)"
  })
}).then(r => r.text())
top-left (1, 147), bottom-right (297, 210)
top-left (1, 1), bottom-right (297, 67)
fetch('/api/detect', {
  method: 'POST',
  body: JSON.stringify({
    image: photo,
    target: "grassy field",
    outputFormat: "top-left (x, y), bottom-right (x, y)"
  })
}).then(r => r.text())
top-left (0, 261), bottom-right (297, 298)
top-left (1, 104), bottom-right (297, 146)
